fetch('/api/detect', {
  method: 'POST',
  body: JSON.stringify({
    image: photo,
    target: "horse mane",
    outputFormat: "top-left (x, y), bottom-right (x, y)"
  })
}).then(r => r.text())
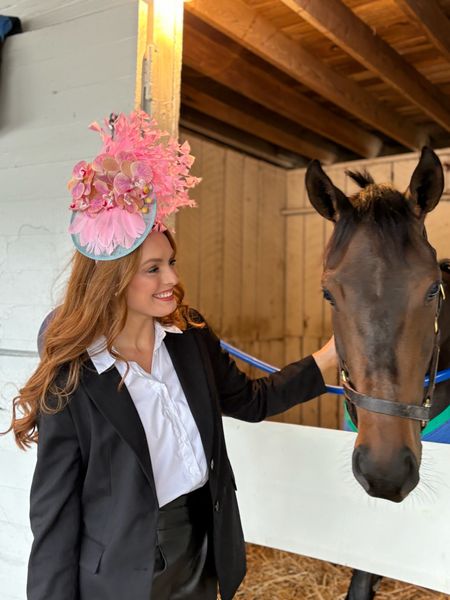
top-left (345, 169), bottom-right (374, 189)
top-left (325, 169), bottom-right (418, 264)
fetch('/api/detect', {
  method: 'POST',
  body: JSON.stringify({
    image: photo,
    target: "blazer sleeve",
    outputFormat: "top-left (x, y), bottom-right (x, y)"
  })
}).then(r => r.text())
top-left (27, 397), bottom-right (82, 600)
top-left (198, 321), bottom-right (328, 422)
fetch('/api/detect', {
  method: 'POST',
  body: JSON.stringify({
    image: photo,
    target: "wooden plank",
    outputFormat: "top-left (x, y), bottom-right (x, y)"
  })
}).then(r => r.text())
top-left (285, 170), bottom-right (306, 337)
top-left (394, 0), bottom-right (450, 64)
top-left (2, 33), bottom-right (136, 130)
top-left (183, 17), bottom-right (382, 158)
top-left (300, 336), bottom-right (320, 426)
top-left (144, 0), bottom-right (184, 135)
top-left (320, 168), bottom-right (345, 335)
top-left (241, 156), bottom-right (260, 341)
top-left (426, 203), bottom-right (450, 260)
top-left (198, 141), bottom-right (226, 331)
top-left (256, 163), bottom-right (286, 340)
top-left (3, 0), bottom-right (133, 30)
top-left (181, 83), bottom-right (337, 163)
top-left (302, 211), bottom-right (324, 338)
top-left (282, 0), bottom-right (450, 133)
top-left (222, 149), bottom-right (244, 339)
top-left (392, 157), bottom-right (419, 193)
top-left (175, 134), bottom-right (203, 308)
top-left (187, 0), bottom-right (427, 150)
top-left (180, 109), bottom-right (304, 169)
top-left (283, 336), bottom-right (303, 424)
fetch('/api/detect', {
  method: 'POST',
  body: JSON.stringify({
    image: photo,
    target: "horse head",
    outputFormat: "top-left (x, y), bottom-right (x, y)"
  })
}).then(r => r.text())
top-left (305, 148), bottom-right (444, 502)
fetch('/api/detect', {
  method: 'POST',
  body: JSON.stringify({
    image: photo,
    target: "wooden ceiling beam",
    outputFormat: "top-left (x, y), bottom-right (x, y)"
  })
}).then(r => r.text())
top-left (394, 0), bottom-right (450, 64)
top-left (183, 22), bottom-right (380, 158)
top-left (182, 83), bottom-right (337, 163)
top-left (281, 0), bottom-right (450, 133)
top-left (180, 113), bottom-right (306, 169)
top-left (187, 0), bottom-right (428, 150)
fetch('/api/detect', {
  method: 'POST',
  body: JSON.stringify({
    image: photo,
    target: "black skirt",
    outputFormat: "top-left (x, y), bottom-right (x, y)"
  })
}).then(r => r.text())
top-left (151, 484), bottom-right (218, 600)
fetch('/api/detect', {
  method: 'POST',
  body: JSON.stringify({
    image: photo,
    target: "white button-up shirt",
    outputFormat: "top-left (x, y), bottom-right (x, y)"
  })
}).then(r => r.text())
top-left (87, 321), bottom-right (209, 507)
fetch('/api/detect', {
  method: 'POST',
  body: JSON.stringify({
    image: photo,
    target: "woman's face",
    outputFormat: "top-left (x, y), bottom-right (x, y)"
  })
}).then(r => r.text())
top-left (125, 232), bottom-right (179, 319)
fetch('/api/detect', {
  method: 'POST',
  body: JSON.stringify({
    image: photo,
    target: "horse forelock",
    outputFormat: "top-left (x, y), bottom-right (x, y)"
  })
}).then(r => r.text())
top-left (349, 184), bottom-right (404, 212)
top-left (325, 185), bottom-right (418, 267)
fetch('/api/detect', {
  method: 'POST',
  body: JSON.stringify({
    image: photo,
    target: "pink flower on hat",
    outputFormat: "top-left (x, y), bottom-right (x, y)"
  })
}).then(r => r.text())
top-left (113, 161), bottom-right (153, 213)
top-left (68, 161), bottom-right (95, 210)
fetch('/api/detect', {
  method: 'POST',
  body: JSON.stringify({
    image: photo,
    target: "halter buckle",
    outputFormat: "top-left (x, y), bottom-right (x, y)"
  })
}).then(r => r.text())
top-left (440, 283), bottom-right (446, 300)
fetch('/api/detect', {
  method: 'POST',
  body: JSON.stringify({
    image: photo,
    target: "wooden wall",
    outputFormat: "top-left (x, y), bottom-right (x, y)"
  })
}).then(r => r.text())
top-left (176, 134), bottom-right (289, 399)
top-left (176, 136), bottom-right (450, 430)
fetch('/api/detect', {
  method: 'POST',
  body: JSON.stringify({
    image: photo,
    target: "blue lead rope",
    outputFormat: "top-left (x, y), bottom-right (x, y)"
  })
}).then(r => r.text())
top-left (219, 340), bottom-right (450, 393)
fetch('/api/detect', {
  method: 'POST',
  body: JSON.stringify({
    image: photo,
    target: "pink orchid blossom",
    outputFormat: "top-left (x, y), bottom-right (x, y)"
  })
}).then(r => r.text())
top-left (68, 111), bottom-right (201, 257)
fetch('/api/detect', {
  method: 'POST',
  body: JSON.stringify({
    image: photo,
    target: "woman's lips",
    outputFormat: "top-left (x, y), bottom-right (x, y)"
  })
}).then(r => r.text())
top-left (153, 290), bottom-right (174, 301)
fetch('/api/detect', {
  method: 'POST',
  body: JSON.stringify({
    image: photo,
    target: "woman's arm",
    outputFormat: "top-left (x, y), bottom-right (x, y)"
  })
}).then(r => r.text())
top-left (27, 399), bottom-right (82, 600)
top-left (199, 323), bottom-right (332, 422)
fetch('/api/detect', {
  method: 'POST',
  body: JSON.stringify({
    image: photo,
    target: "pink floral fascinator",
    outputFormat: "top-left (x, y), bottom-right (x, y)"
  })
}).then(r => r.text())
top-left (68, 111), bottom-right (200, 260)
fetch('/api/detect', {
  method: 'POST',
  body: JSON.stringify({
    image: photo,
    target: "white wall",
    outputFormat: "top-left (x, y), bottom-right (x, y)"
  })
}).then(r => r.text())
top-left (0, 2), bottom-right (138, 598)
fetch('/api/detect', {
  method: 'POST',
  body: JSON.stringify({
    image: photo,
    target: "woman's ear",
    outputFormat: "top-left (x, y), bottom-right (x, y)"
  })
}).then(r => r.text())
top-left (305, 160), bottom-right (349, 222)
top-left (408, 147), bottom-right (444, 215)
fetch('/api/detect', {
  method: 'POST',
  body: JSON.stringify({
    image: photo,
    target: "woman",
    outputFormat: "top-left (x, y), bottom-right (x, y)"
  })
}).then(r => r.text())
top-left (7, 111), bottom-right (336, 600)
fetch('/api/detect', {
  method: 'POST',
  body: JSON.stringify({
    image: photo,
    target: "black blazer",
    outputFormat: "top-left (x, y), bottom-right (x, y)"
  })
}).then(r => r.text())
top-left (27, 318), bottom-right (326, 600)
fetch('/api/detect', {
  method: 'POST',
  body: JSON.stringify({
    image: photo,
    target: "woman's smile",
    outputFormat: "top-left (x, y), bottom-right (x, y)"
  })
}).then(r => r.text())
top-left (153, 288), bottom-right (175, 301)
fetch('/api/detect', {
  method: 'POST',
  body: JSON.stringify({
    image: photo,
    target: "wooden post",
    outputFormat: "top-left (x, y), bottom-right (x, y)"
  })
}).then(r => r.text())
top-left (135, 0), bottom-right (184, 137)
top-left (135, 0), bottom-right (185, 228)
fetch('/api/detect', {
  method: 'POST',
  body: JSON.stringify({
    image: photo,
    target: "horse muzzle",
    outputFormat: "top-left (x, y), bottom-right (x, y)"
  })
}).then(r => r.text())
top-left (352, 444), bottom-right (420, 502)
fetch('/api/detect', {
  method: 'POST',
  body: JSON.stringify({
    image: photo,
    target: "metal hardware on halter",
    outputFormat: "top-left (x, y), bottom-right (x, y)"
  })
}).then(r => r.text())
top-left (108, 112), bottom-right (119, 140)
top-left (341, 281), bottom-right (444, 426)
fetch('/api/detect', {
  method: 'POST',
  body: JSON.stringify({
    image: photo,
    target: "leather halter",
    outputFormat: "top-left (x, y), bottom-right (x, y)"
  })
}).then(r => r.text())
top-left (342, 284), bottom-right (445, 427)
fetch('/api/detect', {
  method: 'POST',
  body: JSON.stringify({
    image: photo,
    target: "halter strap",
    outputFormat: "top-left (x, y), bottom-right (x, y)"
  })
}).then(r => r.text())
top-left (342, 382), bottom-right (431, 422)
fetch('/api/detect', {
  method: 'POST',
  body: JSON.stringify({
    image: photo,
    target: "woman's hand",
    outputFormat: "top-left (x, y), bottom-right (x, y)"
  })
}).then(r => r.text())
top-left (312, 335), bottom-right (337, 376)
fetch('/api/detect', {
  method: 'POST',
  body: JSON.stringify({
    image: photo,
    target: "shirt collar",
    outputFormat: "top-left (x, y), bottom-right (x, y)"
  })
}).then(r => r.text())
top-left (87, 321), bottom-right (183, 375)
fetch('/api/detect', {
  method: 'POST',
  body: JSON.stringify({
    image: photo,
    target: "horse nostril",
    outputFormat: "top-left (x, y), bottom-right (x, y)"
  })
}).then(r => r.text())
top-left (400, 449), bottom-right (419, 497)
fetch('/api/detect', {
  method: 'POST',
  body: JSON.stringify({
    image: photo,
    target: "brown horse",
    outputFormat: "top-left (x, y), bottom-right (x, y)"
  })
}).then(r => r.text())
top-left (305, 148), bottom-right (446, 599)
top-left (306, 147), bottom-right (444, 502)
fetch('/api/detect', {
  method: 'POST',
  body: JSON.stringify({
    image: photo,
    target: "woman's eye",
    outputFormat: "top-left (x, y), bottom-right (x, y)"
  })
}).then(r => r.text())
top-left (170, 259), bottom-right (177, 266)
top-left (426, 281), bottom-right (441, 301)
top-left (322, 288), bottom-right (335, 305)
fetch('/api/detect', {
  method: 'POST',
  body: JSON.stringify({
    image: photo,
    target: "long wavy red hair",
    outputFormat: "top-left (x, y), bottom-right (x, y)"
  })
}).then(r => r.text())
top-left (4, 231), bottom-right (203, 450)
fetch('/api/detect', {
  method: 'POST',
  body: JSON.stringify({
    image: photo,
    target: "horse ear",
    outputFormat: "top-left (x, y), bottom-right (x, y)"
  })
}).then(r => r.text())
top-left (305, 160), bottom-right (348, 222)
top-left (408, 147), bottom-right (444, 214)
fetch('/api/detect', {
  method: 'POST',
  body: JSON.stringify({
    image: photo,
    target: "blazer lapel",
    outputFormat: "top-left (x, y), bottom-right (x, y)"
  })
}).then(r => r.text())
top-left (81, 359), bottom-right (156, 491)
top-left (163, 330), bottom-right (214, 462)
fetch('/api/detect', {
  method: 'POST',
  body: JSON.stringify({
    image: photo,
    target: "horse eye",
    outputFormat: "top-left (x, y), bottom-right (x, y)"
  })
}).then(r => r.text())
top-left (426, 281), bottom-right (440, 301)
top-left (322, 288), bottom-right (335, 305)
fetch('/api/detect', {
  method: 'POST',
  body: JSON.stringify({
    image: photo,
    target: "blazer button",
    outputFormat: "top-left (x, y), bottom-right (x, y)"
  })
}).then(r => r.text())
top-left (210, 459), bottom-right (214, 471)
top-left (214, 500), bottom-right (220, 512)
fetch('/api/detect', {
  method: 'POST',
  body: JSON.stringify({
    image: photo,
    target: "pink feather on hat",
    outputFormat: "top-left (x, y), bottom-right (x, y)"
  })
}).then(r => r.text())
top-left (68, 111), bottom-right (201, 260)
